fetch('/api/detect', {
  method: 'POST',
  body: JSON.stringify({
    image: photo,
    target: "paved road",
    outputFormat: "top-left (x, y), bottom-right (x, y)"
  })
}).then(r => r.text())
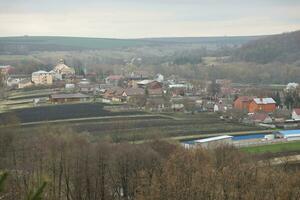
top-left (20, 114), bottom-right (174, 126)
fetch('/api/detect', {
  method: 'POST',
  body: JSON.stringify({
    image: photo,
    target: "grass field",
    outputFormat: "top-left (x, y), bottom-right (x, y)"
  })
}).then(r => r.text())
top-left (242, 141), bottom-right (300, 154)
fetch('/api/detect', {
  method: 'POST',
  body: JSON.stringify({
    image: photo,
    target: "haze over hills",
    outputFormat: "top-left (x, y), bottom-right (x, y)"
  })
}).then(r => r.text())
top-left (236, 30), bottom-right (300, 64)
top-left (0, 35), bottom-right (263, 55)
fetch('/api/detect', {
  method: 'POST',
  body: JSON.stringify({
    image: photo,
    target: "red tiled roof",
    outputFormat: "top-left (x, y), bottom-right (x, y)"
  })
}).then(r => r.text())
top-left (250, 113), bottom-right (270, 122)
top-left (236, 96), bottom-right (253, 102)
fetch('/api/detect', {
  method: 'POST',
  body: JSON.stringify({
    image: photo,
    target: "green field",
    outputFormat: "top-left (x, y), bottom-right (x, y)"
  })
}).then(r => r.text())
top-left (242, 141), bottom-right (300, 154)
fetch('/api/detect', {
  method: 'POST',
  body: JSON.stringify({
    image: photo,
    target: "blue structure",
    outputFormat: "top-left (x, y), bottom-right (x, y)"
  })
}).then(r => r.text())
top-left (276, 129), bottom-right (300, 141)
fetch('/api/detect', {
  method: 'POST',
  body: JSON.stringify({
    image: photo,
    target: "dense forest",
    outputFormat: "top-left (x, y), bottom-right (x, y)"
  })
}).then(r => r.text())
top-left (1, 124), bottom-right (300, 200)
top-left (236, 30), bottom-right (300, 64)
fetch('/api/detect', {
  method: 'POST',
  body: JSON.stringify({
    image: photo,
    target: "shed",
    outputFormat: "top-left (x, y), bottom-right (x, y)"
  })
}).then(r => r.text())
top-left (50, 93), bottom-right (91, 103)
top-left (194, 135), bottom-right (233, 148)
top-left (275, 129), bottom-right (300, 141)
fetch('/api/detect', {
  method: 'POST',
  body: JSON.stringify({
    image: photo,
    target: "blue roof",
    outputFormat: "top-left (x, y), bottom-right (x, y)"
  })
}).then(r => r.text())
top-left (278, 129), bottom-right (300, 136)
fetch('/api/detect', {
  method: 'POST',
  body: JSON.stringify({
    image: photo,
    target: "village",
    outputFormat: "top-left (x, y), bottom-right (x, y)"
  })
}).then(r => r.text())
top-left (2, 59), bottom-right (300, 147)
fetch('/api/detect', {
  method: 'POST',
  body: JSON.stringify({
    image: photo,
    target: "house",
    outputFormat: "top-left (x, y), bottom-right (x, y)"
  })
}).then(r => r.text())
top-left (6, 77), bottom-right (22, 88)
top-left (248, 112), bottom-right (272, 124)
top-left (137, 80), bottom-right (162, 89)
top-left (147, 88), bottom-right (163, 97)
top-left (122, 88), bottom-right (145, 100)
top-left (0, 65), bottom-right (14, 75)
top-left (53, 59), bottom-right (75, 79)
top-left (249, 98), bottom-right (276, 113)
top-left (105, 75), bottom-right (124, 86)
top-left (32, 70), bottom-right (53, 85)
top-left (214, 103), bottom-right (227, 112)
top-left (292, 108), bottom-right (300, 120)
top-left (49, 93), bottom-right (91, 103)
top-left (234, 96), bottom-right (253, 111)
top-left (154, 74), bottom-right (164, 82)
top-left (18, 79), bottom-right (33, 89)
top-left (146, 97), bottom-right (165, 111)
top-left (194, 135), bottom-right (233, 148)
top-left (103, 87), bottom-right (124, 101)
top-left (216, 79), bottom-right (232, 88)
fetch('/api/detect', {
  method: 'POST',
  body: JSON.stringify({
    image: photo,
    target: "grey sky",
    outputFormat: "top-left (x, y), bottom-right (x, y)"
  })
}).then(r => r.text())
top-left (0, 0), bottom-right (299, 38)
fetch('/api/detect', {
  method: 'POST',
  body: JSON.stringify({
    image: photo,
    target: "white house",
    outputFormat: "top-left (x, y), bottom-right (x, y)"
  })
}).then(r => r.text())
top-left (292, 108), bottom-right (300, 120)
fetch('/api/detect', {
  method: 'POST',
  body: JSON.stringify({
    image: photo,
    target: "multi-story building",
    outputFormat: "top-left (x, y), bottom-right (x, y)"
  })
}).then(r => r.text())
top-left (32, 70), bottom-right (53, 85)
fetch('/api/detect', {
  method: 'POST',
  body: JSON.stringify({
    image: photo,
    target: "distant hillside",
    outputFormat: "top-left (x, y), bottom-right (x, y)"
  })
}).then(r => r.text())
top-left (236, 30), bottom-right (300, 64)
top-left (143, 35), bottom-right (262, 45)
top-left (0, 36), bottom-right (151, 54)
top-left (0, 35), bottom-right (262, 55)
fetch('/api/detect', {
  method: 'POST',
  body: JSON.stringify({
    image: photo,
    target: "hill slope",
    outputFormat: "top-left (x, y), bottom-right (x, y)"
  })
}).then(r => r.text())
top-left (0, 35), bottom-right (261, 55)
top-left (236, 30), bottom-right (300, 64)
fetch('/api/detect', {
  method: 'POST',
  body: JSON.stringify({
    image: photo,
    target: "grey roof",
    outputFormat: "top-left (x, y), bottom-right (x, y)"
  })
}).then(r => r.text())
top-left (50, 93), bottom-right (90, 99)
top-left (253, 98), bottom-right (276, 104)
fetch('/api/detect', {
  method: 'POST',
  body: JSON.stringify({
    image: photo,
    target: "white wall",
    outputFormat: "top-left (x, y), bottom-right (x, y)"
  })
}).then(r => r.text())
top-left (292, 111), bottom-right (300, 120)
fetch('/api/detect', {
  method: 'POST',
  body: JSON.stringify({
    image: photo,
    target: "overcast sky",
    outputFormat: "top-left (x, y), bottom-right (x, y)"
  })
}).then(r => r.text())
top-left (0, 0), bottom-right (300, 38)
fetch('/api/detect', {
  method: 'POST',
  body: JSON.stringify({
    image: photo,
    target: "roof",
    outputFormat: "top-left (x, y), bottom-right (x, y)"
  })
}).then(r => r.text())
top-left (19, 79), bottom-right (32, 84)
top-left (50, 93), bottom-right (90, 99)
top-left (106, 75), bottom-right (124, 81)
top-left (53, 60), bottom-right (74, 73)
top-left (236, 96), bottom-right (253, 102)
top-left (253, 98), bottom-right (276, 105)
top-left (148, 88), bottom-right (163, 95)
top-left (293, 108), bottom-right (300, 115)
top-left (195, 135), bottom-right (233, 143)
top-left (250, 113), bottom-right (270, 122)
top-left (169, 84), bottom-right (187, 88)
top-left (278, 129), bottom-right (300, 137)
top-left (137, 80), bottom-right (155, 85)
top-left (0, 65), bottom-right (11, 69)
top-left (32, 70), bottom-right (50, 75)
top-left (123, 88), bottom-right (145, 96)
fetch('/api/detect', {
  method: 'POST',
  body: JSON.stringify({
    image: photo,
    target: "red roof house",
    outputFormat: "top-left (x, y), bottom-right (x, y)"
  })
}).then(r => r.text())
top-left (234, 96), bottom-right (253, 111)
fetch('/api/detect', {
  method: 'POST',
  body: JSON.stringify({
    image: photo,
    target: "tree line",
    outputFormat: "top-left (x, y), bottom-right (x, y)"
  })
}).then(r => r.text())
top-left (1, 124), bottom-right (300, 200)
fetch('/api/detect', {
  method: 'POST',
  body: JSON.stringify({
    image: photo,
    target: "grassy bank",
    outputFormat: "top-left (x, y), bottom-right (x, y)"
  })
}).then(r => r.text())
top-left (242, 141), bottom-right (300, 154)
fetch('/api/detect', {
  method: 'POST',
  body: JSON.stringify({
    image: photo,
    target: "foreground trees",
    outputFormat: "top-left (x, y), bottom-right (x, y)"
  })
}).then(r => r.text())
top-left (1, 126), bottom-right (300, 199)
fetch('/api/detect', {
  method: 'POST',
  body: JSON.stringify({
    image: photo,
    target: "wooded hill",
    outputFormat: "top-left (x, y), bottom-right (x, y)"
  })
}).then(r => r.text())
top-left (0, 35), bottom-right (261, 55)
top-left (236, 30), bottom-right (300, 64)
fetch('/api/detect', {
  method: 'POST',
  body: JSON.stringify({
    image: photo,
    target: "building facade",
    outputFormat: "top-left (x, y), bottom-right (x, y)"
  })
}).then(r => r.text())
top-left (249, 98), bottom-right (276, 113)
top-left (32, 71), bottom-right (53, 85)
